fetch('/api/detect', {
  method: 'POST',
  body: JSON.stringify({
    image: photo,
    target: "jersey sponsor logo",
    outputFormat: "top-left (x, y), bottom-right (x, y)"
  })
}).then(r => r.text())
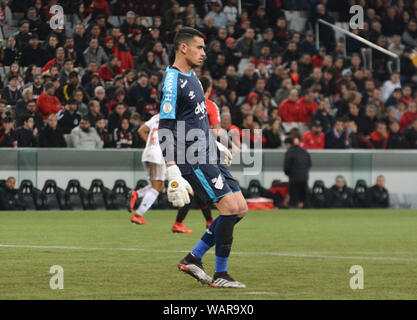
top-left (163, 102), bottom-right (173, 114)
top-left (195, 101), bottom-right (206, 115)
top-left (164, 71), bottom-right (176, 103)
top-left (188, 90), bottom-right (195, 100)
top-left (211, 174), bottom-right (224, 190)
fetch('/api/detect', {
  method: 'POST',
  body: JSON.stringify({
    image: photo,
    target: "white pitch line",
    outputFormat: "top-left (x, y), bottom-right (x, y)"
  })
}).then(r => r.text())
top-left (1, 244), bottom-right (417, 262)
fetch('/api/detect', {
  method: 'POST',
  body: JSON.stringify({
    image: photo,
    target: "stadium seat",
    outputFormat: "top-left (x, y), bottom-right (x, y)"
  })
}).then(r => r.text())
top-left (18, 179), bottom-right (41, 210)
top-left (39, 180), bottom-right (65, 210)
top-left (135, 179), bottom-right (148, 191)
top-left (110, 179), bottom-right (130, 210)
top-left (403, 194), bottom-right (417, 209)
top-left (353, 180), bottom-right (368, 208)
top-left (247, 179), bottom-right (262, 198)
top-left (63, 179), bottom-right (89, 210)
top-left (87, 179), bottom-right (112, 210)
top-left (311, 180), bottom-right (329, 208)
top-left (389, 193), bottom-right (409, 209)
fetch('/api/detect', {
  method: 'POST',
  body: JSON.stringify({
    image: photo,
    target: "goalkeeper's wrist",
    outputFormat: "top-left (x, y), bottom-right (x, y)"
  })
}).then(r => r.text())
top-left (166, 164), bottom-right (182, 181)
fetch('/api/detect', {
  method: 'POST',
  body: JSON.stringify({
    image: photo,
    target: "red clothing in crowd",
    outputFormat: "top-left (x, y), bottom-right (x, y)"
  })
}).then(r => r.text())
top-left (400, 110), bottom-right (417, 131)
top-left (113, 46), bottom-right (134, 71)
top-left (206, 99), bottom-right (221, 128)
top-left (369, 130), bottom-right (389, 149)
top-left (98, 64), bottom-right (123, 82)
top-left (93, 0), bottom-right (111, 17)
top-left (36, 92), bottom-right (63, 120)
top-left (41, 58), bottom-right (58, 74)
top-left (278, 98), bottom-right (301, 122)
top-left (302, 130), bottom-right (325, 149)
top-left (311, 54), bottom-right (324, 67)
top-left (297, 96), bottom-right (318, 123)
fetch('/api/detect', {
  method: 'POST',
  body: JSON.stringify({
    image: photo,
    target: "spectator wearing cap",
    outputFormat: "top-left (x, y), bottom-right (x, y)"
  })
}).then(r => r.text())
top-left (61, 70), bottom-right (90, 104)
top-left (57, 99), bottom-right (82, 134)
top-left (38, 114), bottom-right (66, 148)
top-left (300, 31), bottom-right (317, 56)
top-left (83, 38), bottom-right (108, 67)
top-left (70, 116), bottom-right (103, 149)
top-left (36, 82), bottom-right (63, 120)
top-left (103, 36), bottom-right (115, 57)
top-left (127, 29), bottom-right (145, 57)
top-left (224, 37), bottom-right (241, 68)
top-left (21, 33), bottom-right (46, 67)
top-left (0, 117), bottom-right (16, 147)
top-left (15, 115), bottom-right (37, 147)
top-left (257, 28), bottom-right (281, 56)
top-left (3, 76), bottom-right (23, 106)
top-left (303, 120), bottom-right (325, 149)
top-left (400, 101), bottom-right (417, 132)
top-left (98, 54), bottom-right (122, 82)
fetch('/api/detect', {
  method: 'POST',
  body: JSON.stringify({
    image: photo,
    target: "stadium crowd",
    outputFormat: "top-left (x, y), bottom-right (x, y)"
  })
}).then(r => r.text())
top-left (0, 0), bottom-right (417, 150)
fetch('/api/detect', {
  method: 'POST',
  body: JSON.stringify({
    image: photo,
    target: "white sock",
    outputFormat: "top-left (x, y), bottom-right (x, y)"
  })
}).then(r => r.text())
top-left (136, 185), bottom-right (151, 198)
top-left (136, 187), bottom-right (159, 216)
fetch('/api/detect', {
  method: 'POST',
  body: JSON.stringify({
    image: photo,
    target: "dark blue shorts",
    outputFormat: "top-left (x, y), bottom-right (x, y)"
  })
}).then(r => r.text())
top-left (182, 163), bottom-right (241, 205)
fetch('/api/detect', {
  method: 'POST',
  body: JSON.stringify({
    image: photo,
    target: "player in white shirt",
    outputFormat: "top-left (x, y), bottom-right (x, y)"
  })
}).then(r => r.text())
top-left (128, 113), bottom-right (194, 232)
top-left (128, 114), bottom-right (165, 225)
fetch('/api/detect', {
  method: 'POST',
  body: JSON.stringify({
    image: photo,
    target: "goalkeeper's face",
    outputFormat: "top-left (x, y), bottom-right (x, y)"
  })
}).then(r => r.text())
top-left (185, 36), bottom-right (206, 68)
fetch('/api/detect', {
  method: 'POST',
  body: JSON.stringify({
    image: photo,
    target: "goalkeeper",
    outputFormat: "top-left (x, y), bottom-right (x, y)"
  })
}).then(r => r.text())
top-left (158, 27), bottom-right (248, 288)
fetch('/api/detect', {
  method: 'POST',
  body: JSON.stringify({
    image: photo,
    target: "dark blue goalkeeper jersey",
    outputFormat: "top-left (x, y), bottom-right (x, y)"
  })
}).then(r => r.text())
top-left (158, 66), bottom-right (218, 175)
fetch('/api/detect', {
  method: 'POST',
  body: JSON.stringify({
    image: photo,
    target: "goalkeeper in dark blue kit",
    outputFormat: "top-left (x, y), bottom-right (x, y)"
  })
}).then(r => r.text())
top-left (158, 27), bottom-right (248, 288)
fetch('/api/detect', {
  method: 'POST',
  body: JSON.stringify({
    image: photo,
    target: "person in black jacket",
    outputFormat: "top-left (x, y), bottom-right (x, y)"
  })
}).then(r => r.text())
top-left (0, 117), bottom-right (16, 148)
top-left (284, 137), bottom-right (312, 208)
top-left (388, 120), bottom-right (407, 149)
top-left (325, 118), bottom-right (348, 149)
top-left (365, 175), bottom-right (389, 208)
top-left (38, 114), bottom-right (67, 148)
top-left (404, 118), bottom-right (417, 149)
top-left (57, 100), bottom-right (81, 134)
top-left (0, 177), bottom-right (25, 211)
top-left (329, 175), bottom-right (355, 208)
top-left (15, 115), bottom-right (37, 147)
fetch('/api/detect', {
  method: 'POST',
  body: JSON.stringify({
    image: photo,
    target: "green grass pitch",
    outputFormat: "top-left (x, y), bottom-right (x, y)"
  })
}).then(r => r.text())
top-left (1, 209), bottom-right (417, 299)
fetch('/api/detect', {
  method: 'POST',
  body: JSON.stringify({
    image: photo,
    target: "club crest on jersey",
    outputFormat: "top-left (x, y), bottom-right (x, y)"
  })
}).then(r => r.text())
top-left (163, 102), bottom-right (173, 113)
top-left (188, 91), bottom-right (195, 100)
top-left (211, 174), bottom-right (224, 190)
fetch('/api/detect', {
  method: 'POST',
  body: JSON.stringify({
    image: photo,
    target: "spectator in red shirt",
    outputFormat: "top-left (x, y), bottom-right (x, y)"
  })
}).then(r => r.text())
top-left (297, 89), bottom-right (319, 123)
top-left (399, 100), bottom-right (417, 132)
top-left (36, 82), bottom-right (63, 120)
top-left (370, 122), bottom-right (390, 149)
top-left (98, 55), bottom-right (122, 82)
top-left (303, 120), bottom-right (325, 149)
top-left (113, 33), bottom-right (134, 72)
top-left (41, 47), bottom-right (66, 74)
top-left (278, 89), bottom-right (301, 122)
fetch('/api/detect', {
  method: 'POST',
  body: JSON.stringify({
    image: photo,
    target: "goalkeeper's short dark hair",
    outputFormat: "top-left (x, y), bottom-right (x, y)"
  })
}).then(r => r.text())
top-left (200, 76), bottom-right (212, 94)
top-left (174, 27), bottom-right (204, 52)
